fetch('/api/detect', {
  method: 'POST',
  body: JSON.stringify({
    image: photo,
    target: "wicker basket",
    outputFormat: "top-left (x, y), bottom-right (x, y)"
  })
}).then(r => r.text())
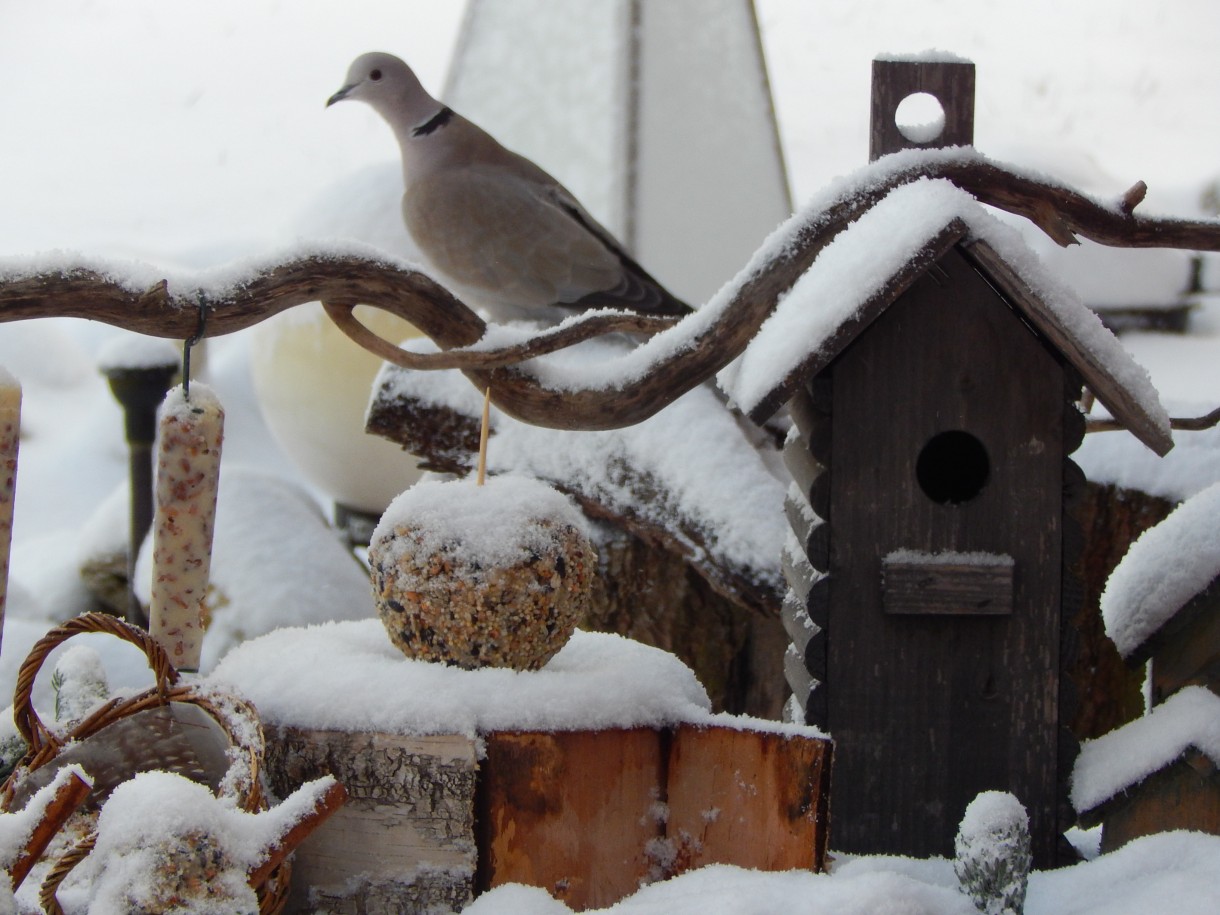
top-left (0, 613), bottom-right (290, 914)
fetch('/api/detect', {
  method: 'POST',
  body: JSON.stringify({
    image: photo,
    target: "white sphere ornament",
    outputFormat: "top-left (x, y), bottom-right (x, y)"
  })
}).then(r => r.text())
top-left (368, 475), bottom-right (596, 671)
top-left (249, 303), bottom-right (425, 514)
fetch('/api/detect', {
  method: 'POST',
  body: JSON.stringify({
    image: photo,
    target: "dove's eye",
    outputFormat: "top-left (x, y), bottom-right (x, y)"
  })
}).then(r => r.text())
top-left (369, 69), bottom-right (383, 81)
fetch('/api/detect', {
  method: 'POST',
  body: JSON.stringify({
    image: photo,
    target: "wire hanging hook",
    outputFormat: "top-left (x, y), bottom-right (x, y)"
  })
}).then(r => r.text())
top-left (182, 294), bottom-right (208, 400)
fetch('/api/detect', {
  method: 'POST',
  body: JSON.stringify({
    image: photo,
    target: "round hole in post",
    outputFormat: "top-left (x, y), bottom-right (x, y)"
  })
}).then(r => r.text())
top-left (916, 430), bottom-right (990, 504)
top-left (894, 91), bottom-right (946, 144)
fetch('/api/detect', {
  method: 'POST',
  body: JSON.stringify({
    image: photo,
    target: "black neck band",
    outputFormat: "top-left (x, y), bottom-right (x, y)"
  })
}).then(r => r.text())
top-left (412, 107), bottom-right (454, 137)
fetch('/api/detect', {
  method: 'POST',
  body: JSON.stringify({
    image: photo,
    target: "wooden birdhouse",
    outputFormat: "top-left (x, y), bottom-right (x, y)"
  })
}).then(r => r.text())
top-left (1076, 485), bottom-right (1220, 850)
top-left (1072, 686), bottom-right (1220, 852)
top-left (723, 57), bottom-right (1173, 867)
top-left (1101, 486), bottom-right (1220, 706)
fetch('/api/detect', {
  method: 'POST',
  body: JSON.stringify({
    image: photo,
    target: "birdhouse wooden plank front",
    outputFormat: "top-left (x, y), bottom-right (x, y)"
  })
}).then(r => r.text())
top-left (816, 242), bottom-right (1072, 864)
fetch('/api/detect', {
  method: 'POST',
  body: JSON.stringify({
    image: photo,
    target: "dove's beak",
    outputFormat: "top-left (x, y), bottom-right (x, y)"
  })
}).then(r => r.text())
top-left (326, 85), bottom-right (355, 107)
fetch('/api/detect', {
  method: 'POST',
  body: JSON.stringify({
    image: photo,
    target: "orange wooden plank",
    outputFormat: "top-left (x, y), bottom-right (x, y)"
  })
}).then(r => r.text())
top-left (665, 723), bottom-right (832, 874)
top-left (478, 728), bottom-right (665, 911)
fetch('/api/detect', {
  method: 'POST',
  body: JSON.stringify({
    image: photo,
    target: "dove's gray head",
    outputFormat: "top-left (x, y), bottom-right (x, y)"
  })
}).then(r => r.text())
top-left (326, 52), bottom-right (438, 128)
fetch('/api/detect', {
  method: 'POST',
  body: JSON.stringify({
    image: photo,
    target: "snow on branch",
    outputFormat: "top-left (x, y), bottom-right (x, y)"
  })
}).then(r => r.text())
top-left (1, 151), bottom-right (1219, 432)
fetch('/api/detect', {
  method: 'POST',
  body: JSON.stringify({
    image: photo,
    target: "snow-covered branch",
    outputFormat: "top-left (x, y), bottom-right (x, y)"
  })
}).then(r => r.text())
top-left (2, 151), bottom-right (1219, 432)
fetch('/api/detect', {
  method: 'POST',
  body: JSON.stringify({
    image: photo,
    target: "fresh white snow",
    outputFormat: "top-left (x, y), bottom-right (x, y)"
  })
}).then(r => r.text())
top-left (132, 467), bottom-right (376, 673)
top-left (1100, 480), bottom-right (1220, 658)
top-left (1071, 685), bottom-right (1220, 814)
top-left (718, 171), bottom-right (1169, 447)
top-left (371, 473), bottom-right (590, 568)
top-left (52, 770), bottom-right (337, 915)
top-left (210, 621), bottom-right (715, 739)
top-left (463, 832), bottom-right (1220, 915)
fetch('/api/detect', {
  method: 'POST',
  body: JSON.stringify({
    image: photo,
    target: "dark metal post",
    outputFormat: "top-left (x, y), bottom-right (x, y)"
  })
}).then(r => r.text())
top-left (102, 361), bottom-right (178, 626)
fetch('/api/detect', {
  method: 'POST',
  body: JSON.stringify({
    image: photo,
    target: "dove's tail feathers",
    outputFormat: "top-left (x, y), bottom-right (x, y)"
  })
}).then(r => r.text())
top-left (556, 201), bottom-right (693, 318)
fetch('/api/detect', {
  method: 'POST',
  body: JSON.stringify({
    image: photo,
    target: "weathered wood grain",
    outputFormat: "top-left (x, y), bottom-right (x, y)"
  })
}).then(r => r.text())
top-left (823, 247), bottom-right (1066, 865)
top-left (881, 556), bottom-right (1014, 616)
top-left (665, 724), bottom-right (832, 874)
top-left (476, 729), bottom-right (665, 911)
top-left (1147, 582), bottom-right (1220, 704)
top-left (1091, 751), bottom-right (1220, 852)
top-left (870, 58), bottom-right (976, 160)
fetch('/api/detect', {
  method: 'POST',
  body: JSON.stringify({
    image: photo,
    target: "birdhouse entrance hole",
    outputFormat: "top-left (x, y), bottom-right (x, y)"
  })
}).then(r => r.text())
top-left (915, 429), bottom-right (989, 504)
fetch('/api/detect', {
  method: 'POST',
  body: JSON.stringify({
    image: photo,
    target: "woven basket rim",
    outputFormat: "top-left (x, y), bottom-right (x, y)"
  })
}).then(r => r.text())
top-left (0, 612), bottom-right (289, 915)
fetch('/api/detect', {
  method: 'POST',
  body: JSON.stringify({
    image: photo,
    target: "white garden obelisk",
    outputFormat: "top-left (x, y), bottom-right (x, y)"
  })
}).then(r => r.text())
top-left (445, 0), bottom-right (791, 305)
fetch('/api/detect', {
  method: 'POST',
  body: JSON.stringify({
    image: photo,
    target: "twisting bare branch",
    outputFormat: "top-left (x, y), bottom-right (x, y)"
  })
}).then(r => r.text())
top-left (1087, 405), bottom-right (1220, 435)
top-left (2, 151), bottom-right (1219, 431)
top-left (320, 301), bottom-right (678, 370)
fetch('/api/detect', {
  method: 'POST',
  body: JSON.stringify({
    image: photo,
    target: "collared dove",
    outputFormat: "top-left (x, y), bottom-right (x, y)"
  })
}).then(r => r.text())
top-left (327, 52), bottom-right (691, 324)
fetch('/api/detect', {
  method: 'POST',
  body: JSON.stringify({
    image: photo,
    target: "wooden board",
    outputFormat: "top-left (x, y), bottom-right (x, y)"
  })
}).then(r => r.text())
top-left (477, 728), bottom-right (665, 911)
top-left (1147, 583), bottom-right (1220, 704)
top-left (665, 724), bottom-right (831, 873)
top-left (882, 555), bottom-right (1014, 616)
top-left (262, 726), bottom-right (479, 914)
top-left (1100, 751), bottom-right (1220, 852)
top-left (825, 246), bottom-right (1067, 866)
top-left (262, 722), bottom-right (834, 912)
top-left (869, 58), bottom-right (975, 160)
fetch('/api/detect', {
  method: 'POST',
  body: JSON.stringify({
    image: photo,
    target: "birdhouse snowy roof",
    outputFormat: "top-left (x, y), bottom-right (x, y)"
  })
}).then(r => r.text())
top-left (1071, 685), bottom-right (1220, 819)
top-left (1101, 481), bottom-right (1220, 661)
top-left (717, 175), bottom-right (1173, 457)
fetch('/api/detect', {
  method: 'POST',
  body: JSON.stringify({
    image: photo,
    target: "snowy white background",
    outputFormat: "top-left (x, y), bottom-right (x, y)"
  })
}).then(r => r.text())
top-left (0, 1), bottom-right (1219, 912)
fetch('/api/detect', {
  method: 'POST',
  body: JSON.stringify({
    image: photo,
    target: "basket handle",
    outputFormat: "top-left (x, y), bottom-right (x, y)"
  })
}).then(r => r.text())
top-left (11, 613), bottom-right (180, 756)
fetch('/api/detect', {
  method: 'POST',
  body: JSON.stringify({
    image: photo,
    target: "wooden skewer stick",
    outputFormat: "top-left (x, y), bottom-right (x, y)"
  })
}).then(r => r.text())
top-left (477, 386), bottom-right (491, 487)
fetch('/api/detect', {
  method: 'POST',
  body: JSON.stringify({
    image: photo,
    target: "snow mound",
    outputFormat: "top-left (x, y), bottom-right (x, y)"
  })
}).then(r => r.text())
top-left (1101, 480), bottom-right (1220, 658)
top-left (209, 621), bottom-right (715, 739)
top-left (371, 473), bottom-right (590, 570)
top-left (1071, 686), bottom-right (1220, 814)
top-left (135, 467), bottom-right (375, 671)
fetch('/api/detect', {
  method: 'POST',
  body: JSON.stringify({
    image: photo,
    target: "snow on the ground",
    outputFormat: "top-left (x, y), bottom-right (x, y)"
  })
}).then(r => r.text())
top-left (1025, 830), bottom-right (1220, 915)
top-left (1100, 481), bottom-right (1220, 658)
top-left (463, 831), bottom-right (1220, 915)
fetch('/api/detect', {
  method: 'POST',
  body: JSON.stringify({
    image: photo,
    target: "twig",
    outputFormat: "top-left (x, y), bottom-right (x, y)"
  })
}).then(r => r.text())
top-left (1086, 405), bottom-right (1220, 434)
top-left (1118, 181), bottom-right (1148, 215)
top-left (320, 300), bottom-right (677, 371)
top-left (3, 153), bottom-right (1220, 432)
top-left (477, 387), bottom-right (490, 486)
top-left (9, 769), bottom-right (93, 890)
top-left (247, 778), bottom-right (347, 890)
